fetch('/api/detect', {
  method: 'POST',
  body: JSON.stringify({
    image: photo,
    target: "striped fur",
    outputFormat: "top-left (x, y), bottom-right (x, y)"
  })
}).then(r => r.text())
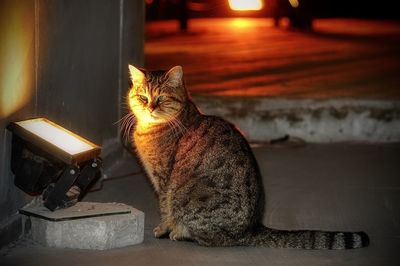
top-left (247, 226), bottom-right (369, 249)
top-left (127, 65), bottom-right (369, 249)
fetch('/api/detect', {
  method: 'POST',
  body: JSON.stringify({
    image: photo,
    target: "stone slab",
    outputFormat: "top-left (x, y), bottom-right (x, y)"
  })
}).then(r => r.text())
top-left (22, 202), bottom-right (144, 250)
top-left (20, 201), bottom-right (132, 221)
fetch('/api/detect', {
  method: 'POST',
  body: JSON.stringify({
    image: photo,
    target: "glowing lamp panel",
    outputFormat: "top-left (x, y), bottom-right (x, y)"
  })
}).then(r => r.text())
top-left (16, 119), bottom-right (95, 156)
top-left (229, 0), bottom-right (263, 11)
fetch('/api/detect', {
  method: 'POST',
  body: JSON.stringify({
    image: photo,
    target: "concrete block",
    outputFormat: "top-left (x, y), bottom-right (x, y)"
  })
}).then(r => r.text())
top-left (23, 202), bottom-right (144, 250)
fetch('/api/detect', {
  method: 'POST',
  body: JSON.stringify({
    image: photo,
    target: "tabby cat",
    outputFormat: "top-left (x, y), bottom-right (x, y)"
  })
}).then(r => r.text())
top-left (126, 64), bottom-right (369, 249)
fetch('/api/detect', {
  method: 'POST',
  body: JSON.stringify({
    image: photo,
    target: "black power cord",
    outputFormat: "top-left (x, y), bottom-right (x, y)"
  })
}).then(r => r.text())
top-left (250, 134), bottom-right (306, 149)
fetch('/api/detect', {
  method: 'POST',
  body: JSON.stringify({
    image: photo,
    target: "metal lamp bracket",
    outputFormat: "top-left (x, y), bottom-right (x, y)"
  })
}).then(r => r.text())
top-left (43, 159), bottom-right (102, 211)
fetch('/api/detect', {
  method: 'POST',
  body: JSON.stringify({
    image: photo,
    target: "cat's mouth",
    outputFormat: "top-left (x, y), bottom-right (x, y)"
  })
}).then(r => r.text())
top-left (148, 113), bottom-right (178, 125)
top-left (146, 112), bottom-right (166, 124)
top-left (150, 112), bottom-right (161, 120)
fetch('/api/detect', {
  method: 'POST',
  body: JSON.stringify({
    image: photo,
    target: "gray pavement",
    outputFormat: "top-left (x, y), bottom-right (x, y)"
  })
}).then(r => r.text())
top-left (2, 143), bottom-right (399, 265)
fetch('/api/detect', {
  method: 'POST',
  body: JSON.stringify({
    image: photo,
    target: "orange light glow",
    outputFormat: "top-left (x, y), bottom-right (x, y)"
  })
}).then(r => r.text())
top-left (0, 2), bottom-right (34, 118)
top-left (231, 18), bottom-right (253, 28)
top-left (289, 0), bottom-right (299, 8)
top-left (228, 0), bottom-right (263, 11)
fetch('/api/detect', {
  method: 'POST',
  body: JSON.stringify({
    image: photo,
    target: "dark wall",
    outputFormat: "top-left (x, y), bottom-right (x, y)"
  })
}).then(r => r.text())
top-left (0, 0), bottom-right (144, 247)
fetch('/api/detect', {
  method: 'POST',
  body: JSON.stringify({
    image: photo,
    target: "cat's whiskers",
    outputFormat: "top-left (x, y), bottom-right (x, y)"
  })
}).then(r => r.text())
top-left (177, 118), bottom-right (187, 132)
top-left (159, 112), bottom-right (179, 138)
top-left (169, 119), bottom-right (182, 137)
top-left (114, 112), bottom-right (133, 125)
top-left (122, 115), bottom-right (135, 135)
top-left (127, 119), bottom-right (135, 143)
top-left (124, 117), bottom-right (135, 144)
top-left (121, 118), bottom-right (131, 143)
top-left (163, 113), bottom-right (187, 138)
top-left (117, 112), bottom-right (136, 144)
top-left (167, 120), bottom-right (179, 139)
top-left (170, 115), bottom-right (187, 135)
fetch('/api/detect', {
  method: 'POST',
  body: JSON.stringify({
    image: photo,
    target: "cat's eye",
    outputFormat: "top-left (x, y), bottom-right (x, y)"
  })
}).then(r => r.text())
top-left (138, 95), bottom-right (148, 103)
top-left (157, 95), bottom-right (167, 103)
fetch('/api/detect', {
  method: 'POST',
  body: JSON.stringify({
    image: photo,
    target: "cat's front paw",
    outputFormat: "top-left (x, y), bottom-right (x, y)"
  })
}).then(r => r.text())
top-left (169, 230), bottom-right (184, 241)
top-left (169, 224), bottom-right (191, 241)
top-left (153, 224), bottom-right (169, 238)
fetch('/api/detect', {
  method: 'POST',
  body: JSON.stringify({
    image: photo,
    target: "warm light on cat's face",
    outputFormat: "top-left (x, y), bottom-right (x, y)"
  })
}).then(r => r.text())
top-left (128, 86), bottom-right (182, 127)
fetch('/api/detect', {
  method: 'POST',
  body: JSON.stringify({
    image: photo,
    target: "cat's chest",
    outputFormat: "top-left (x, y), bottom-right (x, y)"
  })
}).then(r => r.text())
top-left (135, 135), bottom-right (175, 163)
top-left (134, 131), bottom-right (177, 190)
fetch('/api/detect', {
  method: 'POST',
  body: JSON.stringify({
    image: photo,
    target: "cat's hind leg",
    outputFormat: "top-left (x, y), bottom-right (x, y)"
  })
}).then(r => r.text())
top-left (171, 182), bottom-right (253, 246)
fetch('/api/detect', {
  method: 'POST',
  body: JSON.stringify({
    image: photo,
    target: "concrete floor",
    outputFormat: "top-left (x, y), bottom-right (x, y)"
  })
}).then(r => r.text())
top-left (1, 143), bottom-right (399, 265)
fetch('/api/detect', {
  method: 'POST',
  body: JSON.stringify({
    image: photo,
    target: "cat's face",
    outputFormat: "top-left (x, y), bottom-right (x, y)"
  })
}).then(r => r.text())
top-left (128, 65), bottom-right (187, 126)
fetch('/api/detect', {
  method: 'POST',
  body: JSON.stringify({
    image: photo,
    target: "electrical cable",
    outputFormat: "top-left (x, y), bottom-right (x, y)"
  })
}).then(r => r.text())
top-left (249, 134), bottom-right (306, 149)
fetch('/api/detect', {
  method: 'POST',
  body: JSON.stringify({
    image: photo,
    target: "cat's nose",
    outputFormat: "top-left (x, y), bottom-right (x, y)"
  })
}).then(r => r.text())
top-left (148, 103), bottom-right (157, 113)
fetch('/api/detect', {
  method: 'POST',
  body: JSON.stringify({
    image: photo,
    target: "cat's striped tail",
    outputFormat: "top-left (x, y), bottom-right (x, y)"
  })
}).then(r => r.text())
top-left (248, 225), bottom-right (369, 249)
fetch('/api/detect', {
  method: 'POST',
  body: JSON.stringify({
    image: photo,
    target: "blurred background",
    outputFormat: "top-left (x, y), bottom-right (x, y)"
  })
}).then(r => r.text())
top-left (143, 0), bottom-right (400, 144)
top-left (144, 0), bottom-right (400, 99)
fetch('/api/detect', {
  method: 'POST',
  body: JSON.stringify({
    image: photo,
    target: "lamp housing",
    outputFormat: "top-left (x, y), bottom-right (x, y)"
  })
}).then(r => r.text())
top-left (8, 118), bottom-right (102, 211)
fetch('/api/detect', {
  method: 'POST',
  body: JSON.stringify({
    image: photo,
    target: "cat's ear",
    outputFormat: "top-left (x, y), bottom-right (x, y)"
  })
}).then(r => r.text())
top-left (165, 66), bottom-right (183, 87)
top-left (128, 64), bottom-right (145, 85)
